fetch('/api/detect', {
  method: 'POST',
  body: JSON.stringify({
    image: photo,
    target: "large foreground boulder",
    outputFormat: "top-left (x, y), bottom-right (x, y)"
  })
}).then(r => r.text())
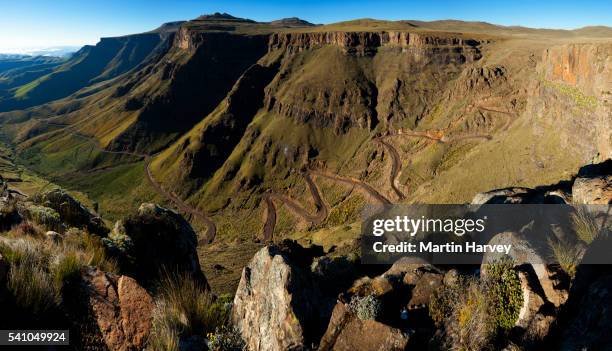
top-left (73, 267), bottom-right (154, 351)
top-left (319, 302), bottom-right (409, 351)
top-left (560, 275), bottom-right (612, 349)
top-left (232, 245), bottom-right (321, 351)
top-left (106, 203), bottom-right (206, 286)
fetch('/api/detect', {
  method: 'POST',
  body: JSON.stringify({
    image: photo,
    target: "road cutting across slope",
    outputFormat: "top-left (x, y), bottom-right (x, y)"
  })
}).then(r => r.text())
top-left (37, 119), bottom-right (217, 243)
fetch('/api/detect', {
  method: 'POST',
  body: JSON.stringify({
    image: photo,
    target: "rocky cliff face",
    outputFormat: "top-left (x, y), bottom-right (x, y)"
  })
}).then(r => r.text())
top-left (534, 43), bottom-right (611, 162)
top-left (268, 31), bottom-right (482, 58)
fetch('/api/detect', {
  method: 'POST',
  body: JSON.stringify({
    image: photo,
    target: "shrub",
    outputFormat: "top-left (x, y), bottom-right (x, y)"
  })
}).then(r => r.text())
top-left (0, 228), bottom-right (118, 316)
top-left (484, 259), bottom-right (523, 331)
top-left (207, 326), bottom-right (246, 351)
top-left (348, 294), bottom-right (381, 321)
top-left (149, 273), bottom-right (229, 350)
top-left (23, 205), bottom-right (61, 231)
top-left (571, 208), bottom-right (601, 244)
top-left (429, 261), bottom-right (523, 350)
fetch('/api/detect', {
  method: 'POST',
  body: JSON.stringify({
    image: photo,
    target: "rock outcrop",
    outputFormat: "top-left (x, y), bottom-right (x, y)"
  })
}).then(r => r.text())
top-left (572, 175), bottom-right (612, 204)
top-left (318, 302), bottom-right (410, 351)
top-left (560, 275), bottom-right (612, 349)
top-left (232, 245), bottom-right (321, 351)
top-left (76, 267), bottom-right (154, 351)
top-left (268, 32), bottom-right (481, 58)
top-left (106, 203), bottom-right (206, 286)
top-left (32, 189), bottom-right (108, 235)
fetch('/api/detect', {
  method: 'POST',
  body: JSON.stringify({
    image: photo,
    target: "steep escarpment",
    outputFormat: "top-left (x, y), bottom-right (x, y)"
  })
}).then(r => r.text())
top-left (0, 33), bottom-right (171, 112)
top-left (268, 31), bottom-right (482, 56)
top-left (107, 31), bottom-right (270, 153)
top-left (151, 30), bottom-right (485, 213)
top-left (536, 44), bottom-right (611, 161)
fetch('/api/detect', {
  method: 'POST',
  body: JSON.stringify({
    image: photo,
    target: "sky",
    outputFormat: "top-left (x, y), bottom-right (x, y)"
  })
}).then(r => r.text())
top-left (1, 0), bottom-right (611, 52)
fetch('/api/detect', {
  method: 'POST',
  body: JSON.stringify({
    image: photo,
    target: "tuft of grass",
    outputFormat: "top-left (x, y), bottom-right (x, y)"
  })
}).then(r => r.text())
top-left (0, 227), bottom-right (117, 316)
top-left (571, 208), bottom-right (601, 244)
top-left (149, 273), bottom-right (230, 351)
top-left (548, 237), bottom-right (582, 278)
top-left (8, 261), bottom-right (58, 314)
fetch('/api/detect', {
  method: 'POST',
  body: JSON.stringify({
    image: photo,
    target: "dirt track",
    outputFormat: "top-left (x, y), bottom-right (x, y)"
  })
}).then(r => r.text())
top-left (260, 172), bottom-right (328, 241)
top-left (39, 120), bottom-right (217, 243)
top-left (374, 138), bottom-right (405, 200)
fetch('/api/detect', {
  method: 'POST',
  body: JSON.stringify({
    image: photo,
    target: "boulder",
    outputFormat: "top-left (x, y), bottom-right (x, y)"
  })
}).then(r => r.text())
top-left (472, 187), bottom-right (535, 204)
top-left (32, 189), bottom-right (107, 235)
top-left (319, 302), bottom-right (409, 351)
top-left (45, 230), bottom-right (62, 242)
top-left (107, 203), bottom-right (206, 286)
top-left (78, 267), bottom-right (153, 351)
top-left (407, 272), bottom-right (444, 309)
top-left (232, 245), bottom-right (320, 351)
top-left (572, 175), bottom-right (612, 204)
top-left (515, 272), bottom-right (546, 329)
top-left (560, 275), bottom-right (612, 349)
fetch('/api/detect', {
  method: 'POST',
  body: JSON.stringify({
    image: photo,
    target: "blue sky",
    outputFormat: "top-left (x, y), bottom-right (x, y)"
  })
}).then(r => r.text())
top-left (1, 0), bottom-right (611, 51)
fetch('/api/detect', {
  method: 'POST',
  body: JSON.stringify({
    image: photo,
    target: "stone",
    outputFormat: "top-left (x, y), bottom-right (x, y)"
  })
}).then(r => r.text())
top-left (561, 275), bottom-right (612, 349)
top-left (79, 267), bottom-right (153, 351)
top-left (407, 272), bottom-right (444, 308)
top-left (319, 302), bottom-right (409, 351)
top-left (232, 246), bottom-right (319, 351)
top-left (572, 175), bottom-right (612, 204)
top-left (515, 272), bottom-right (546, 329)
top-left (45, 230), bottom-right (62, 242)
top-left (33, 189), bottom-right (108, 235)
top-left (108, 203), bottom-right (206, 286)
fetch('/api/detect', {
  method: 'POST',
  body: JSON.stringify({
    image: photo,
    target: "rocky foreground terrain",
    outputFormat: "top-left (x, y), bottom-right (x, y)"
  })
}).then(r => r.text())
top-left (0, 158), bottom-right (610, 350)
top-left (0, 11), bottom-right (611, 351)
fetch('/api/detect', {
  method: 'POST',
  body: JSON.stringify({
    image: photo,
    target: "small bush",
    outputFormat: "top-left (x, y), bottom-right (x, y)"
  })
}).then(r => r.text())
top-left (149, 273), bottom-right (229, 350)
top-left (23, 205), bottom-right (61, 231)
top-left (429, 261), bottom-right (523, 350)
top-left (348, 294), bottom-right (381, 321)
top-left (572, 208), bottom-right (601, 244)
top-left (207, 326), bottom-right (246, 351)
top-left (484, 259), bottom-right (523, 331)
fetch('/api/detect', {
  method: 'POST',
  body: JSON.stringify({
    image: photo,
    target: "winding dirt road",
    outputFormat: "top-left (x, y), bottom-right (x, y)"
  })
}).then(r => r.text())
top-left (38, 120), bottom-right (217, 243)
top-left (260, 172), bottom-right (328, 242)
top-left (374, 138), bottom-right (405, 201)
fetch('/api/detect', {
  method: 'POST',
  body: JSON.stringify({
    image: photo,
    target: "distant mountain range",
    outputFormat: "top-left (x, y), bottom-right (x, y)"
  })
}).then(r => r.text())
top-left (0, 46), bottom-right (80, 58)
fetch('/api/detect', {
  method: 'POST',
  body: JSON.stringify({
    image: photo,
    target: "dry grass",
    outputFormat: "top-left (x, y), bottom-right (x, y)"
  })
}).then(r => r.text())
top-left (571, 208), bottom-right (601, 244)
top-left (0, 223), bottom-right (117, 314)
top-left (547, 237), bottom-right (583, 278)
top-left (149, 273), bottom-right (230, 351)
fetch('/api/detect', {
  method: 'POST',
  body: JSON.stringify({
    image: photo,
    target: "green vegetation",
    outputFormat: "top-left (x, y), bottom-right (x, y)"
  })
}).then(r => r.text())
top-left (485, 259), bottom-right (523, 331)
top-left (571, 208), bottom-right (602, 244)
top-left (548, 237), bottom-right (582, 278)
top-left (149, 273), bottom-right (232, 351)
top-left (430, 260), bottom-right (523, 349)
top-left (540, 77), bottom-right (598, 110)
top-left (348, 294), bottom-right (382, 321)
top-left (0, 225), bottom-right (117, 316)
